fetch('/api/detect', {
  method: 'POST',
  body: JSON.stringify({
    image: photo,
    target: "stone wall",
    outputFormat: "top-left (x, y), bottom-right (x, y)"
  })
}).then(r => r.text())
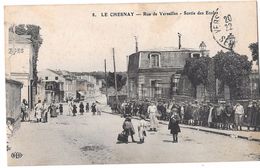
top-left (6, 78), bottom-right (23, 131)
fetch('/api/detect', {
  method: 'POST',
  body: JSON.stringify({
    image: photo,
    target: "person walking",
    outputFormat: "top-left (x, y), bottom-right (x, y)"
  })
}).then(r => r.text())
top-left (72, 102), bottom-right (77, 116)
top-left (147, 101), bottom-right (159, 131)
top-left (59, 104), bottom-right (63, 115)
top-left (91, 102), bottom-right (97, 115)
top-left (234, 102), bottom-right (245, 131)
top-left (34, 100), bottom-right (43, 123)
top-left (85, 102), bottom-right (89, 112)
top-left (122, 115), bottom-right (136, 143)
top-left (79, 102), bottom-right (84, 115)
top-left (168, 111), bottom-right (181, 143)
top-left (137, 115), bottom-right (147, 143)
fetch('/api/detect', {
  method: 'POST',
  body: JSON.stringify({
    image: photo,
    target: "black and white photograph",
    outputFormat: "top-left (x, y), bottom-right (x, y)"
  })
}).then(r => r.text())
top-left (3, 1), bottom-right (260, 167)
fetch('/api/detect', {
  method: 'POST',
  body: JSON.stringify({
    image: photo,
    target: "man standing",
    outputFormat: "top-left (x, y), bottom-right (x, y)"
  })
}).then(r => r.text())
top-left (147, 101), bottom-right (158, 131)
top-left (234, 102), bottom-right (245, 131)
top-left (42, 99), bottom-right (49, 123)
top-left (21, 99), bottom-right (28, 122)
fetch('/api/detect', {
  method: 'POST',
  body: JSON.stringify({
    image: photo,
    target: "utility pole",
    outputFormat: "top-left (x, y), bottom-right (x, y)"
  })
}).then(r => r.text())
top-left (104, 59), bottom-right (108, 105)
top-left (112, 48), bottom-right (119, 113)
top-left (126, 55), bottom-right (129, 98)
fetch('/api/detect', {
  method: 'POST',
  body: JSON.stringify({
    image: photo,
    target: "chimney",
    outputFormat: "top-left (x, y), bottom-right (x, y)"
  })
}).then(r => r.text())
top-left (134, 36), bottom-right (138, 52)
top-left (178, 33), bottom-right (182, 49)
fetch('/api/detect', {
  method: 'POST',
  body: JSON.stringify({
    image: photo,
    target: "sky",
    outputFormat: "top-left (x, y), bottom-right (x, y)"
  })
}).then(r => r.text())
top-left (4, 1), bottom-right (258, 72)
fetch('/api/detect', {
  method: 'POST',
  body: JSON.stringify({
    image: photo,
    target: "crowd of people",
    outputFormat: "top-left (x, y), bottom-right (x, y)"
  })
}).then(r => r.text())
top-left (19, 98), bottom-right (102, 124)
top-left (118, 98), bottom-right (260, 132)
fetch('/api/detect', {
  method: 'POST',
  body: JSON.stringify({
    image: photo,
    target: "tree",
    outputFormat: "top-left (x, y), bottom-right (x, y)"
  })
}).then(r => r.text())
top-left (183, 56), bottom-right (211, 89)
top-left (107, 72), bottom-right (127, 91)
top-left (213, 51), bottom-right (252, 99)
top-left (249, 42), bottom-right (258, 63)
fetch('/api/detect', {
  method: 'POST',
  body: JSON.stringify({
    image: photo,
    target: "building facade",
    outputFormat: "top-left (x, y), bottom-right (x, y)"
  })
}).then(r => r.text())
top-left (127, 47), bottom-right (209, 100)
top-left (38, 69), bottom-right (101, 102)
top-left (6, 32), bottom-right (35, 108)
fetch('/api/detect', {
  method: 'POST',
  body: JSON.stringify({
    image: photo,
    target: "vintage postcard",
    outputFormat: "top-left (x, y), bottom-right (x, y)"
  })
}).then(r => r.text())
top-left (4, 1), bottom-right (260, 166)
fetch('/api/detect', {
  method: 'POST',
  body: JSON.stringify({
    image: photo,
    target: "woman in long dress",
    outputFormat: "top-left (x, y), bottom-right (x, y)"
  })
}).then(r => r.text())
top-left (207, 103), bottom-right (214, 127)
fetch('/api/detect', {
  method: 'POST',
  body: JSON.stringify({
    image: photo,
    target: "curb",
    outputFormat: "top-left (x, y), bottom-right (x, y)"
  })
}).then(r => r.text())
top-left (102, 111), bottom-right (260, 142)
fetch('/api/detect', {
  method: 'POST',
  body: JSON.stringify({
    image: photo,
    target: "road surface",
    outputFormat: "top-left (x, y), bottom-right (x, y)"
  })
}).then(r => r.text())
top-left (7, 106), bottom-right (260, 166)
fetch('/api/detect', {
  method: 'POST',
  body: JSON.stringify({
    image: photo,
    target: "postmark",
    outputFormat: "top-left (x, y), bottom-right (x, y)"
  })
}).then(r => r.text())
top-left (210, 8), bottom-right (236, 51)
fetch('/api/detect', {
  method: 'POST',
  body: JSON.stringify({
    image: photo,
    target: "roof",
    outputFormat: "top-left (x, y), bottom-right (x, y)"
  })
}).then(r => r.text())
top-left (6, 78), bottom-right (23, 86)
top-left (47, 69), bottom-right (76, 80)
top-left (76, 79), bottom-right (93, 84)
top-left (137, 47), bottom-right (209, 52)
top-left (128, 47), bottom-right (209, 57)
top-left (9, 32), bottom-right (31, 44)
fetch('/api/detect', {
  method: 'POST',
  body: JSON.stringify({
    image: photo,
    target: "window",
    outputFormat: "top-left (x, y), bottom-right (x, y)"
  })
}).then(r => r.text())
top-left (149, 53), bottom-right (160, 67)
top-left (45, 77), bottom-right (48, 80)
top-left (191, 53), bottom-right (201, 58)
top-left (55, 76), bottom-right (58, 80)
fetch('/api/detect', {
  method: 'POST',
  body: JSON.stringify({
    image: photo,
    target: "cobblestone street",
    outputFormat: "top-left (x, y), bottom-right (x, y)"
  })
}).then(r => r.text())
top-left (8, 106), bottom-right (260, 166)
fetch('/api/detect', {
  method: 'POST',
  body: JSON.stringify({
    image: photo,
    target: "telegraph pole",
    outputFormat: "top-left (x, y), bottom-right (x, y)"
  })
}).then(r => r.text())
top-left (104, 59), bottom-right (108, 105)
top-left (112, 48), bottom-right (119, 112)
top-left (126, 55), bottom-right (129, 98)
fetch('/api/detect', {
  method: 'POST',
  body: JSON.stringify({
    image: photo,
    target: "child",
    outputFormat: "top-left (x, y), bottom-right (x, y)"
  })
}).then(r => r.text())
top-left (85, 102), bottom-right (89, 112)
top-left (79, 102), bottom-right (84, 115)
top-left (72, 103), bottom-right (77, 116)
top-left (96, 101), bottom-right (102, 115)
top-left (91, 103), bottom-right (96, 115)
top-left (122, 116), bottom-right (136, 143)
top-left (59, 104), bottom-right (63, 115)
top-left (138, 115), bottom-right (147, 143)
top-left (168, 112), bottom-right (181, 143)
top-left (34, 100), bottom-right (43, 122)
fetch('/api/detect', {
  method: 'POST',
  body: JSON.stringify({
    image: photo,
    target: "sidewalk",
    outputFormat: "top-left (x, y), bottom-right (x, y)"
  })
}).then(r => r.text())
top-left (102, 108), bottom-right (260, 143)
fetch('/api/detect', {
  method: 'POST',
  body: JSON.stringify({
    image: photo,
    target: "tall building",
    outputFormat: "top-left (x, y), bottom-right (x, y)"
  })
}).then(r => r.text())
top-left (127, 46), bottom-right (210, 100)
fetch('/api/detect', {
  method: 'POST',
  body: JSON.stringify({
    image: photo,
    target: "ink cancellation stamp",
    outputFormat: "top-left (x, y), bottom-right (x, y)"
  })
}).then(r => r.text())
top-left (210, 8), bottom-right (236, 50)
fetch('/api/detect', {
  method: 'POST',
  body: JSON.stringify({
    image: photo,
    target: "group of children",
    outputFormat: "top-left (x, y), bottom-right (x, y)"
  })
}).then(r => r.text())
top-left (119, 110), bottom-right (181, 144)
top-left (68, 101), bottom-right (101, 116)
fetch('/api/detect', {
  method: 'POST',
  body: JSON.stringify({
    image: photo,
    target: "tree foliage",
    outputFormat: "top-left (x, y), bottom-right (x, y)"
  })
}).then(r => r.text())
top-left (183, 56), bottom-right (211, 87)
top-left (249, 42), bottom-right (258, 62)
top-left (107, 72), bottom-right (127, 91)
top-left (213, 51), bottom-right (252, 98)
